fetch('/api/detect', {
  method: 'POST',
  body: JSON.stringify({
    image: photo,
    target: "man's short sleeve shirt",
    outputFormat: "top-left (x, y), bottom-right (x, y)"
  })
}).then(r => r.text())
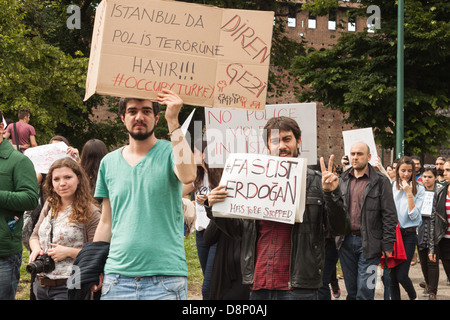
top-left (95, 140), bottom-right (187, 277)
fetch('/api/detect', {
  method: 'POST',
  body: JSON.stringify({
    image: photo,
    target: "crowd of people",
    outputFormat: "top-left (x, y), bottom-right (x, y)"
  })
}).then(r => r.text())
top-left (1, 95), bottom-right (450, 301)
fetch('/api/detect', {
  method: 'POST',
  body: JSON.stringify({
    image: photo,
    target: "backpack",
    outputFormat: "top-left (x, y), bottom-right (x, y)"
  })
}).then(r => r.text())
top-left (22, 190), bottom-right (45, 252)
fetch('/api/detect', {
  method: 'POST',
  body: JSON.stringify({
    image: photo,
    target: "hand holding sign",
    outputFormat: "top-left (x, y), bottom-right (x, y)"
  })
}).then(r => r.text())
top-left (158, 89), bottom-right (183, 127)
top-left (320, 155), bottom-right (339, 192)
top-left (207, 185), bottom-right (228, 207)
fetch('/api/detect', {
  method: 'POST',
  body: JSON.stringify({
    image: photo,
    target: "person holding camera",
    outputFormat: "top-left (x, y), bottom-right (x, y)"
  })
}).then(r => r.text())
top-left (28, 158), bottom-right (100, 300)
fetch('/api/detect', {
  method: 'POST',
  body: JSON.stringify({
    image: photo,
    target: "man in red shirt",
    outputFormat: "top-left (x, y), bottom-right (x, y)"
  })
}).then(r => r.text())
top-left (3, 108), bottom-right (37, 152)
top-left (205, 116), bottom-right (349, 300)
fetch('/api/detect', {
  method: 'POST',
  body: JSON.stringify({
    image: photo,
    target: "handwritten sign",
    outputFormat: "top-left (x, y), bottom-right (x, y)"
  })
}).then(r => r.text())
top-left (421, 191), bottom-right (435, 217)
top-left (342, 127), bottom-right (378, 167)
top-left (24, 142), bottom-right (74, 174)
top-left (204, 103), bottom-right (317, 168)
top-left (84, 0), bottom-right (274, 110)
top-left (212, 153), bottom-right (307, 224)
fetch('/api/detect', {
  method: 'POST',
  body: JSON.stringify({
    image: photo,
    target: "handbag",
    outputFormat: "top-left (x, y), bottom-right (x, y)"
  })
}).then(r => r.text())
top-left (380, 223), bottom-right (407, 269)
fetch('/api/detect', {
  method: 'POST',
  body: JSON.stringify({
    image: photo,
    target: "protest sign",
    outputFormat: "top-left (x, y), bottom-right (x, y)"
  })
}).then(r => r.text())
top-left (181, 108), bottom-right (195, 136)
top-left (84, 0), bottom-right (274, 110)
top-left (421, 191), bottom-right (435, 217)
top-left (342, 127), bottom-right (378, 166)
top-left (204, 103), bottom-right (317, 168)
top-left (212, 153), bottom-right (307, 224)
top-left (24, 142), bottom-right (74, 174)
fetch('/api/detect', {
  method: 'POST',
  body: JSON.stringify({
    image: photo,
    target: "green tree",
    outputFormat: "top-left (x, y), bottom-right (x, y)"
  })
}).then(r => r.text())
top-left (1, 0), bottom-right (303, 150)
top-left (0, 0), bottom-right (92, 147)
top-left (291, 0), bottom-right (450, 156)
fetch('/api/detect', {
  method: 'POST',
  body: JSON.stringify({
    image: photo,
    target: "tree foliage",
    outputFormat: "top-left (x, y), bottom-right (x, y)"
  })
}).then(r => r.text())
top-left (291, 0), bottom-right (450, 155)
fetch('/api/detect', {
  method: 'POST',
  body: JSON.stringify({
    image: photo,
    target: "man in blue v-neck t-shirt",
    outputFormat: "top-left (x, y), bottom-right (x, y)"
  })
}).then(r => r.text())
top-left (93, 89), bottom-right (196, 300)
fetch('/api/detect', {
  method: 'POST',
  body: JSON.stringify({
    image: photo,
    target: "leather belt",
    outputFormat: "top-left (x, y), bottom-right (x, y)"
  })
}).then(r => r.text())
top-left (37, 275), bottom-right (67, 287)
top-left (400, 227), bottom-right (416, 234)
top-left (350, 230), bottom-right (361, 236)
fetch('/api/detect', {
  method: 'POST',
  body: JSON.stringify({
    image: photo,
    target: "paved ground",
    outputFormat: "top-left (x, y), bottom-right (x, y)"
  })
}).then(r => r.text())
top-left (331, 260), bottom-right (450, 300)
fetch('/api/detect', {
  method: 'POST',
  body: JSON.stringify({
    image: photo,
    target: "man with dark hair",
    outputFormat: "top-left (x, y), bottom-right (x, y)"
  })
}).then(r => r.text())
top-left (3, 108), bottom-right (38, 152)
top-left (93, 90), bottom-right (196, 300)
top-left (205, 116), bottom-right (349, 300)
top-left (411, 155), bottom-right (424, 183)
top-left (0, 109), bottom-right (39, 299)
top-left (435, 156), bottom-right (446, 185)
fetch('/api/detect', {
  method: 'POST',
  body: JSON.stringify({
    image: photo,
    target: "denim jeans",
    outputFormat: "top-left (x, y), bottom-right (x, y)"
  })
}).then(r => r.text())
top-left (101, 274), bottom-right (188, 300)
top-left (390, 231), bottom-right (417, 300)
top-left (196, 230), bottom-right (217, 300)
top-left (250, 288), bottom-right (318, 300)
top-left (338, 235), bottom-right (381, 300)
top-left (0, 252), bottom-right (22, 300)
top-left (32, 279), bottom-right (68, 300)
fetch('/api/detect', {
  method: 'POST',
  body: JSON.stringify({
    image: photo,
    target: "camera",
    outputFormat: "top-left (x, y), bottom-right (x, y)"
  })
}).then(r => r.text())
top-left (343, 155), bottom-right (349, 165)
top-left (26, 254), bottom-right (55, 275)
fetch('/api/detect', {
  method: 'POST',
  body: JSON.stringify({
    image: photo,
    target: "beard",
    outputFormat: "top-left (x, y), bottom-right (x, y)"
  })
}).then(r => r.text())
top-left (127, 123), bottom-right (155, 141)
top-left (437, 168), bottom-right (444, 176)
top-left (277, 148), bottom-right (299, 158)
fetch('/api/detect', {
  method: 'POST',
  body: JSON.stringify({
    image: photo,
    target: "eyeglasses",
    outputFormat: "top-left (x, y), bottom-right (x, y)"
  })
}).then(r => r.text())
top-left (424, 164), bottom-right (436, 169)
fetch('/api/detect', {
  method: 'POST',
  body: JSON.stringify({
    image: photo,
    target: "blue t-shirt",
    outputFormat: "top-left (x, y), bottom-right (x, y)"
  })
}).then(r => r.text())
top-left (95, 140), bottom-right (187, 277)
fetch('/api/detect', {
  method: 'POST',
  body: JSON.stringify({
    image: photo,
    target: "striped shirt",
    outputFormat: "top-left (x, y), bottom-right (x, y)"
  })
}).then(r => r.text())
top-left (445, 189), bottom-right (450, 239)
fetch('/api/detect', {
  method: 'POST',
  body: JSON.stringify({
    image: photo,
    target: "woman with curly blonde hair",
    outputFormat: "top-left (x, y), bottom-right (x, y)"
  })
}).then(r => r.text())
top-left (29, 158), bottom-right (101, 300)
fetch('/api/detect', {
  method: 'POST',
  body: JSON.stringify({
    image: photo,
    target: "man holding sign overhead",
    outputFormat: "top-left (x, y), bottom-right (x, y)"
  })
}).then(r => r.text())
top-left (93, 89), bottom-right (196, 300)
top-left (205, 116), bottom-right (349, 300)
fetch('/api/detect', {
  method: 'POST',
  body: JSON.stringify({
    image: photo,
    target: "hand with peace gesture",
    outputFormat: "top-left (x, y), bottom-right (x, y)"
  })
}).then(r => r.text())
top-left (320, 155), bottom-right (339, 192)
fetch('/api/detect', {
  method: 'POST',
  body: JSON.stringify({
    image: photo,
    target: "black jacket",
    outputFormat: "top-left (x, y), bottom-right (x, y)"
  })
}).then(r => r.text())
top-left (67, 241), bottom-right (110, 300)
top-left (206, 168), bottom-right (349, 290)
top-left (339, 164), bottom-right (398, 259)
top-left (429, 182), bottom-right (449, 254)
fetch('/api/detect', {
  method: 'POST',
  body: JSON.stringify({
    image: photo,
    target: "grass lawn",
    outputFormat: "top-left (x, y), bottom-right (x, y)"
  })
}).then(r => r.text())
top-left (15, 232), bottom-right (204, 300)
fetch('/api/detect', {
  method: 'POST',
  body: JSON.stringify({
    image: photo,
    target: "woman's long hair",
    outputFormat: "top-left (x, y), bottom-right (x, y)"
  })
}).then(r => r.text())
top-left (80, 139), bottom-right (108, 194)
top-left (44, 158), bottom-right (98, 224)
top-left (395, 156), bottom-right (418, 196)
top-left (193, 139), bottom-right (223, 191)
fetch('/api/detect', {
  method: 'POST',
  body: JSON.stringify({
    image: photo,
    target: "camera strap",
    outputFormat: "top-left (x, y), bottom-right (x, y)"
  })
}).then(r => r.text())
top-left (48, 212), bottom-right (56, 249)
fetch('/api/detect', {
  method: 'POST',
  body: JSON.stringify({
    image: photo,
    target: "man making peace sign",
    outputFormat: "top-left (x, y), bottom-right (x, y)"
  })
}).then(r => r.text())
top-left (205, 116), bottom-right (349, 300)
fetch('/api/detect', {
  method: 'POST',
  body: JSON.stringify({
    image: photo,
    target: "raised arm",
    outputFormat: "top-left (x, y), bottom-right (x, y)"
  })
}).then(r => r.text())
top-left (158, 89), bottom-right (196, 184)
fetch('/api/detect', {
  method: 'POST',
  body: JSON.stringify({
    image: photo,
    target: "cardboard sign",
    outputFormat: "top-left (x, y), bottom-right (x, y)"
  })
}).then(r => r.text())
top-left (84, 0), bottom-right (274, 110)
top-left (204, 103), bottom-right (317, 168)
top-left (342, 127), bottom-right (378, 167)
top-left (212, 153), bottom-right (307, 224)
top-left (421, 191), bottom-right (435, 217)
top-left (24, 142), bottom-right (75, 174)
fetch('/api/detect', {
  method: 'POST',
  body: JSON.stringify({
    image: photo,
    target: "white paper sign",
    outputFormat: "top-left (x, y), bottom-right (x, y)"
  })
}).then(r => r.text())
top-left (342, 127), bottom-right (378, 167)
top-left (205, 103), bottom-right (317, 168)
top-left (181, 108), bottom-right (196, 136)
top-left (421, 191), bottom-right (435, 217)
top-left (24, 142), bottom-right (74, 174)
top-left (212, 153), bottom-right (307, 224)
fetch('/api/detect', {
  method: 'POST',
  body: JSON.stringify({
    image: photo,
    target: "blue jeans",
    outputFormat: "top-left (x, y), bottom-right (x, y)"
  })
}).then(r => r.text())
top-left (100, 274), bottom-right (187, 300)
top-left (390, 231), bottom-right (417, 300)
top-left (250, 289), bottom-right (318, 300)
top-left (0, 252), bottom-right (22, 300)
top-left (196, 230), bottom-right (217, 300)
top-left (338, 235), bottom-right (380, 300)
